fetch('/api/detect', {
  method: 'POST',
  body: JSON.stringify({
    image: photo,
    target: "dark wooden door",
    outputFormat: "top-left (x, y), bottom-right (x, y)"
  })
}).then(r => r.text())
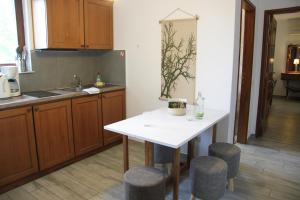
top-left (34, 100), bottom-right (74, 170)
top-left (46, 0), bottom-right (84, 48)
top-left (234, 0), bottom-right (255, 144)
top-left (102, 90), bottom-right (125, 145)
top-left (256, 14), bottom-right (277, 137)
top-left (84, 0), bottom-right (113, 49)
top-left (0, 107), bottom-right (38, 187)
top-left (72, 95), bottom-right (103, 156)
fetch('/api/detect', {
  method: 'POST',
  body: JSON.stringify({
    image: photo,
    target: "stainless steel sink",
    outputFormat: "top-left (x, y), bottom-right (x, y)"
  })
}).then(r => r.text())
top-left (23, 91), bottom-right (61, 98)
top-left (61, 84), bottom-right (116, 92)
top-left (61, 87), bottom-right (83, 92)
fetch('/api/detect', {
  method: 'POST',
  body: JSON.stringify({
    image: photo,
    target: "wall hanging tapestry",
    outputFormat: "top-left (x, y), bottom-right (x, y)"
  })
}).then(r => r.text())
top-left (160, 9), bottom-right (198, 103)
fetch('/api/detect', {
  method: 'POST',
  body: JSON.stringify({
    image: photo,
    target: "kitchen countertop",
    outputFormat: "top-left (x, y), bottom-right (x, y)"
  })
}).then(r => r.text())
top-left (0, 85), bottom-right (125, 111)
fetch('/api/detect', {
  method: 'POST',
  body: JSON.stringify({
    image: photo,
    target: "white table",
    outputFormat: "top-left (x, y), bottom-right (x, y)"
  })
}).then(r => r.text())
top-left (104, 108), bottom-right (228, 200)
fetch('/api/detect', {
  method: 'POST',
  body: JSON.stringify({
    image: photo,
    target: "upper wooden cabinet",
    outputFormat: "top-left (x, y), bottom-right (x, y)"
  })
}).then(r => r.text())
top-left (102, 90), bottom-right (125, 145)
top-left (0, 107), bottom-right (38, 187)
top-left (84, 0), bottom-right (113, 49)
top-left (72, 95), bottom-right (103, 156)
top-left (33, 100), bottom-right (74, 170)
top-left (32, 0), bottom-right (113, 49)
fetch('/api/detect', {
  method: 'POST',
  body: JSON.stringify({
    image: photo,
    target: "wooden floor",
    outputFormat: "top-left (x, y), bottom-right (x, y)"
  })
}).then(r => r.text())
top-left (1, 97), bottom-right (300, 200)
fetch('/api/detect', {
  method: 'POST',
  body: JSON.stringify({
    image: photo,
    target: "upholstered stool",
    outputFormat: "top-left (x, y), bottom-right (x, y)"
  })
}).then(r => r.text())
top-left (154, 144), bottom-right (174, 163)
top-left (209, 142), bottom-right (241, 191)
top-left (153, 144), bottom-right (175, 175)
top-left (190, 156), bottom-right (227, 200)
top-left (124, 166), bottom-right (165, 200)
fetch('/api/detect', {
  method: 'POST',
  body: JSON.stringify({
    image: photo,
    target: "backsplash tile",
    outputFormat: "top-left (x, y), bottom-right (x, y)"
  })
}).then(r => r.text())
top-left (97, 50), bottom-right (126, 85)
top-left (19, 50), bottom-right (126, 92)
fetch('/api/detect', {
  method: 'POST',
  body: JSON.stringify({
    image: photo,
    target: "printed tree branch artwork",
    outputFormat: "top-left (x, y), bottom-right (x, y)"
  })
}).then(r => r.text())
top-left (161, 22), bottom-right (196, 99)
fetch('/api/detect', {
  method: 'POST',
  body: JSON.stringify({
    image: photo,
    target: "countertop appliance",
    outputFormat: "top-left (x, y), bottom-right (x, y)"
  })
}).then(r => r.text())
top-left (1, 66), bottom-right (21, 97)
top-left (0, 73), bottom-right (11, 99)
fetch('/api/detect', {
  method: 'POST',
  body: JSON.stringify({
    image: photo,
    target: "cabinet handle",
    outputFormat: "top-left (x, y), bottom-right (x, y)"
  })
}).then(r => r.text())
top-left (27, 108), bottom-right (32, 113)
top-left (86, 44), bottom-right (89, 48)
top-left (81, 44), bottom-right (85, 48)
top-left (34, 107), bottom-right (39, 112)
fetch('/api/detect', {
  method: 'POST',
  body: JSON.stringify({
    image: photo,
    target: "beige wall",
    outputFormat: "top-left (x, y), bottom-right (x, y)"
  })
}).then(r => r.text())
top-left (246, 0), bottom-right (300, 137)
top-left (273, 18), bottom-right (300, 96)
top-left (114, 0), bottom-right (237, 143)
top-left (113, 0), bottom-right (300, 143)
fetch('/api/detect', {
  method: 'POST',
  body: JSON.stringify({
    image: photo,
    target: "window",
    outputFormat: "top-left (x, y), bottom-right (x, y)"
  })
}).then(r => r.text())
top-left (0, 0), bottom-right (25, 65)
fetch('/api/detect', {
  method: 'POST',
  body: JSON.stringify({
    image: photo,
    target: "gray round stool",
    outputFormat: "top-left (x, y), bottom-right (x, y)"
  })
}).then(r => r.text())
top-left (124, 166), bottom-right (165, 200)
top-left (154, 144), bottom-right (175, 175)
top-left (154, 144), bottom-right (174, 163)
top-left (209, 142), bottom-right (241, 191)
top-left (190, 156), bottom-right (227, 200)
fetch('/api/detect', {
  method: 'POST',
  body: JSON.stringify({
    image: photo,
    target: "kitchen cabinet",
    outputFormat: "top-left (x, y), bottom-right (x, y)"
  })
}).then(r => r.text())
top-left (84, 0), bottom-right (113, 49)
top-left (32, 0), bottom-right (84, 49)
top-left (33, 100), bottom-right (74, 170)
top-left (72, 95), bottom-right (103, 156)
top-left (0, 107), bottom-right (38, 187)
top-left (0, 89), bottom-right (125, 191)
top-left (32, 0), bottom-right (113, 49)
top-left (102, 90), bottom-right (125, 145)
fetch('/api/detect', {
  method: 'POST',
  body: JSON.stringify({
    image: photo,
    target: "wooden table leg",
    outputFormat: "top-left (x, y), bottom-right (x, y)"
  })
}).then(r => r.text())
top-left (187, 139), bottom-right (195, 167)
top-left (145, 141), bottom-right (154, 167)
top-left (123, 135), bottom-right (129, 173)
top-left (286, 80), bottom-right (289, 98)
top-left (212, 124), bottom-right (217, 143)
top-left (171, 148), bottom-right (180, 200)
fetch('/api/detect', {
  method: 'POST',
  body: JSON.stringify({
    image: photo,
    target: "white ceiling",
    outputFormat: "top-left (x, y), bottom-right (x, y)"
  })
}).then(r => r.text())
top-left (274, 12), bottom-right (300, 35)
top-left (274, 12), bottom-right (300, 20)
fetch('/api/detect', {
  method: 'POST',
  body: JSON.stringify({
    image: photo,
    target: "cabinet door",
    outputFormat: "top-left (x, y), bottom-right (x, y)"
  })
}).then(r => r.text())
top-left (0, 107), bottom-right (38, 187)
top-left (46, 0), bottom-right (84, 48)
top-left (102, 90), bottom-right (125, 145)
top-left (34, 100), bottom-right (74, 170)
top-left (72, 95), bottom-right (103, 156)
top-left (84, 0), bottom-right (113, 49)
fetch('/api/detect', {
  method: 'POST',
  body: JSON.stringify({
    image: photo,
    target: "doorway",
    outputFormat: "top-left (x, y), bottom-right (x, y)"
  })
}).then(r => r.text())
top-left (234, 0), bottom-right (255, 144)
top-left (256, 6), bottom-right (300, 138)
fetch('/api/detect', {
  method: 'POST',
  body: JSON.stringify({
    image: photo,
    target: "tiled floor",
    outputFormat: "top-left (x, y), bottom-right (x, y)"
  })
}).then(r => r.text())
top-left (1, 97), bottom-right (299, 200)
top-left (248, 97), bottom-right (300, 152)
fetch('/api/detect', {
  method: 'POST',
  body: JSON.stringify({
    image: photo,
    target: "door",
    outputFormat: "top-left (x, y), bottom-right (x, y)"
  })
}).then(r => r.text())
top-left (0, 107), bottom-right (38, 187)
top-left (102, 90), bottom-right (125, 145)
top-left (34, 100), bottom-right (74, 170)
top-left (234, 0), bottom-right (255, 144)
top-left (46, 0), bottom-right (84, 48)
top-left (256, 14), bottom-right (277, 137)
top-left (72, 95), bottom-right (103, 156)
top-left (84, 0), bottom-right (113, 49)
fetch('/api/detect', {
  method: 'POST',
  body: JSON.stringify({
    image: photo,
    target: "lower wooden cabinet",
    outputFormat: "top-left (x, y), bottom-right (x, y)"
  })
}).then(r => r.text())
top-left (0, 107), bottom-right (38, 187)
top-left (102, 90), bottom-right (125, 145)
top-left (0, 90), bottom-right (125, 190)
top-left (72, 95), bottom-right (103, 156)
top-left (33, 100), bottom-right (74, 170)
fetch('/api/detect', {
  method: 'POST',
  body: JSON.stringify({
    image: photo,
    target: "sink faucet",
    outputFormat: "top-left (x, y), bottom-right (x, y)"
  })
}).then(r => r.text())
top-left (72, 74), bottom-right (82, 91)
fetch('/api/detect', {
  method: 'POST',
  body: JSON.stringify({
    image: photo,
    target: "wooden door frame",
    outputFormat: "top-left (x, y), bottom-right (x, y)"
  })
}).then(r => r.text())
top-left (255, 6), bottom-right (300, 137)
top-left (234, 0), bottom-right (256, 144)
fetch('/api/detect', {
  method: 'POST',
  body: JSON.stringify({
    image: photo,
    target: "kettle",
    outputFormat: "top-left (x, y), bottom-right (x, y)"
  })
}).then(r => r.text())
top-left (0, 73), bottom-right (11, 99)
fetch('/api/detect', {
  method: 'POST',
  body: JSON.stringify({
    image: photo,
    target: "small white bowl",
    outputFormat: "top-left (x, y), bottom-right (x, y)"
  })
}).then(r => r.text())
top-left (168, 98), bottom-right (187, 116)
top-left (168, 108), bottom-right (186, 116)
